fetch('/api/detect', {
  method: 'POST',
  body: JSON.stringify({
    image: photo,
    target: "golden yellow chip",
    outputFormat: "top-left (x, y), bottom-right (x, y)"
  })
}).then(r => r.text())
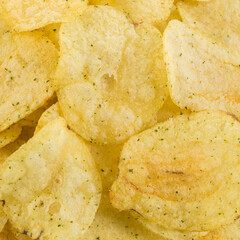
top-left (0, 31), bottom-right (58, 132)
top-left (38, 24), bottom-right (61, 50)
top-left (163, 20), bottom-right (240, 117)
top-left (0, 118), bottom-right (101, 239)
top-left (89, 0), bottom-right (174, 25)
top-left (55, 6), bottom-right (168, 144)
top-left (1, 0), bottom-right (88, 31)
top-left (157, 97), bottom-right (190, 123)
top-left (81, 193), bottom-right (162, 240)
top-left (199, 220), bottom-right (240, 240)
top-left (111, 111), bottom-right (240, 235)
top-left (0, 223), bottom-right (19, 240)
top-left (0, 125), bottom-right (22, 149)
top-left (35, 103), bottom-right (61, 134)
top-left (178, 0), bottom-right (240, 65)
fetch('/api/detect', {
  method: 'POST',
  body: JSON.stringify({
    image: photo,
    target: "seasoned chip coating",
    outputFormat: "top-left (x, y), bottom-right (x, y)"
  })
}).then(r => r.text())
top-left (35, 103), bottom-right (61, 134)
top-left (199, 220), bottom-right (240, 240)
top-left (89, 0), bottom-right (174, 25)
top-left (0, 118), bottom-right (102, 240)
top-left (81, 193), bottom-right (163, 240)
top-left (0, 125), bottom-right (22, 149)
top-left (1, 0), bottom-right (88, 31)
top-left (178, 0), bottom-right (240, 65)
top-left (55, 6), bottom-right (168, 144)
top-left (110, 111), bottom-right (240, 234)
top-left (0, 31), bottom-right (58, 132)
top-left (114, 0), bottom-right (174, 25)
top-left (163, 20), bottom-right (240, 117)
top-left (157, 97), bottom-right (190, 123)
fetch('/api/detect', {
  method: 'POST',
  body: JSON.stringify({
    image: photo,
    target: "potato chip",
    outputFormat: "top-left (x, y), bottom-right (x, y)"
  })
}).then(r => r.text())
top-left (0, 223), bottom-right (19, 240)
top-left (55, 6), bottom-right (168, 144)
top-left (110, 111), bottom-right (240, 235)
top-left (157, 97), bottom-right (190, 123)
top-left (81, 193), bottom-right (163, 240)
top-left (0, 118), bottom-right (101, 240)
top-left (163, 20), bottom-right (240, 117)
top-left (199, 220), bottom-right (240, 240)
top-left (38, 24), bottom-right (61, 50)
top-left (87, 144), bottom-right (122, 191)
top-left (178, 0), bottom-right (240, 65)
top-left (1, 0), bottom-right (88, 32)
top-left (89, 0), bottom-right (174, 25)
top-left (0, 31), bottom-right (58, 132)
top-left (0, 125), bottom-right (22, 149)
top-left (35, 103), bottom-right (61, 134)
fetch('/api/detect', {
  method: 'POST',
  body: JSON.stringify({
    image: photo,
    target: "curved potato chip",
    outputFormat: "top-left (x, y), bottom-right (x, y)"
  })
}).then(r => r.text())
top-left (35, 103), bottom-right (61, 134)
top-left (178, 0), bottom-right (240, 65)
top-left (163, 20), bottom-right (240, 117)
top-left (199, 220), bottom-right (240, 240)
top-left (89, 0), bottom-right (174, 25)
top-left (87, 144), bottom-right (122, 191)
top-left (133, 212), bottom-right (208, 240)
top-left (157, 97), bottom-right (190, 123)
top-left (0, 125), bottom-right (22, 149)
top-left (38, 24), bottom-right (61, 50)
top-left (0, 118), bottom-right (102, 240)
top-left (1, 0), bottom-right (88, 31)
top-left (0, 31), bottom-right (58, 132)
top-left (55, 6), bottom-right (168, 144)
top-left (110, 111), bottom-right (240, 234)
top-left (81, 193), bottom-right (163, 240)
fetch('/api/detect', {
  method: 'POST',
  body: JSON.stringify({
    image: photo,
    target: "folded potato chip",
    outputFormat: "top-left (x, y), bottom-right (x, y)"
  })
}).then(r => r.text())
top-left (0, 118), bottom-right (102, 240)
top-left (178, 0), bottom-right (240, 65)
top-left (1, 0), bottom-right (88, 31)
top-left (163, 20), bottom-right (240, 117)
top-left (110, 111), bottom-right (240, 237)
top-left (0, 31), bottom-right (58, 132)
top-left (55, 6), bottom-right (168, 144)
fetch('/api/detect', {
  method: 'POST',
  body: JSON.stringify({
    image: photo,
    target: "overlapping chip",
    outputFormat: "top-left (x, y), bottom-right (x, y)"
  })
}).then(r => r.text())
top-left (0, 118), bottom-right (102, 239)
top-left (89, 0), bottom-right (174, 25)
top-left (0, 125), bottom-right (22, 149)
top-left (55, 6), bottom-right (168, 144)
top-left (0, 31), bottom-right (58, 133)
top-left (157, 97), bottom-right (190, 123)
top-left (163, 20), bottom-right (240, 117)
top-left (1, 0), bottom-right (88, 31)
top-left (110, 111), bottom-right (240, 238)
top-left (178, 0), bottom-right (240, 64)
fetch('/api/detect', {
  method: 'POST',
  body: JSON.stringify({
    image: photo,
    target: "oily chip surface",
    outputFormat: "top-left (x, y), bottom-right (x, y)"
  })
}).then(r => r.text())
top-left (110, 111), bottom-right (240, 234)
top-left (0, 118), bottom-right (101, 240)
top-left (163, 20), bottom-right (240, 118)
top-left (178, 0), bottom-right (240, 65)
top-left (0, 31), bottom-right (58, 132)
top-left (55, 6), bottom-right (168, 144)
top-left (1, 0), bottom-right (88, 31)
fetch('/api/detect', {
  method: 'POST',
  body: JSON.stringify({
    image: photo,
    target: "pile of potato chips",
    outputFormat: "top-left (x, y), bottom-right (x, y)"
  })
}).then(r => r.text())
top-left (0, 0), bottom-right (239, 239)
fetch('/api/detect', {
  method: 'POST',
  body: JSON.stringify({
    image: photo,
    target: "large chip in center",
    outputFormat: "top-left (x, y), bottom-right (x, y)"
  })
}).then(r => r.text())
top-left (0, 118), bottom-right (102, 240)
top-left (55, 6), bottom-right (168, 144)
